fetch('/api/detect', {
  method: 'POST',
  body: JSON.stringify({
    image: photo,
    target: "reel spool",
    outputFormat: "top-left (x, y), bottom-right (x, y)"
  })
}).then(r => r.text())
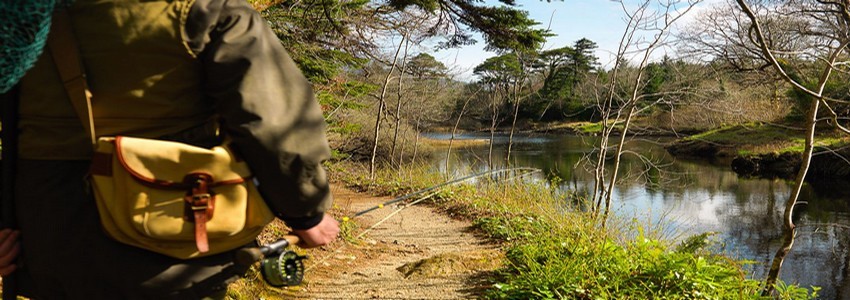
top-left (235, 236), bottom-right (308, 287)
top-left (260, 250), bottom-right (307, 287)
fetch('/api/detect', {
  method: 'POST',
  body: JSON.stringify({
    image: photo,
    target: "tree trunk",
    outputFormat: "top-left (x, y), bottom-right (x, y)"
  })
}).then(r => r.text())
top-left (390, 38), bottom-right (410, 167)
top-left (762, 97), bottom-right (819, 295)
top-left (370, 34), bottom-right (407, 179)
top-left (505, 79), bottom-right (522, 165)
top-left (447, 93), bottom-right (473, 179)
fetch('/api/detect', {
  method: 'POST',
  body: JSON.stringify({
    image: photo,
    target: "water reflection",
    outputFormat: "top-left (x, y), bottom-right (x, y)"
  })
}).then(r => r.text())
top-left (427, 132), bottom-right (850, 298)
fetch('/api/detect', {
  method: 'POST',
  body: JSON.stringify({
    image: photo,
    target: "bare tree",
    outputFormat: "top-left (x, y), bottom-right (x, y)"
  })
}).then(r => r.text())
top-left (389, 37), bottom-right (411, 167)
top-left (731, 0), bottom-right (850, 294)
top-left (590, 0), bottom-right (702, 227)
top-left (370, 33), bottom-right (407, 179)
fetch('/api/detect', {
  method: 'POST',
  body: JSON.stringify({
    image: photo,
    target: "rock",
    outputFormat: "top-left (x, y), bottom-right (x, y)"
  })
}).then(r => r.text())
top-left (396, 250), bottom-right (502, 279)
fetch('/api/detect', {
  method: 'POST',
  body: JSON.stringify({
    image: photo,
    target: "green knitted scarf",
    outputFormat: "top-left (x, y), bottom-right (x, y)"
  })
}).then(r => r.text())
top-left (0, 1), bottom-right (72, 93)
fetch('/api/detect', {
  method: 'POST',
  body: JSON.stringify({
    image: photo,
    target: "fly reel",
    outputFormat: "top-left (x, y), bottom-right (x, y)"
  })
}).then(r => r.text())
top-left (235, 236), bottom-right (307, 287)
top-left (260, 249), bottom-right (307, 287)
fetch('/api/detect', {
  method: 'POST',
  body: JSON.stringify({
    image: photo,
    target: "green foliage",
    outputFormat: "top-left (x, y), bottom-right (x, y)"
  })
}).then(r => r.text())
top-left (675, 232), bottom-right (716, 254)
top-left (775, 281), bottom-right (821, 299)
top-left (382, 0), bottom-right (549, 52)
top-left (642, 59), bottom-right (672, 104)
top-left (262, 0), bottom-right (368, 84)
top-left (780, 58), bottom-right (850, 125)
top-left (406, 53), bottom-right (448, 78)
top-left (315, 81), bottom-right (376, 111)
top-left (445, 3), bottom-right (550, 52)
top-left (576, 122), bottom-right (603, 134)
top-left (684, 123), bottom-right (789, 144)
top-left (338, 216), bottom-right (361, 244)
top-left (386, 0), bottom-right (439, 12)
top-left (525, 39), bottom-right (600, 120)
top-left (473, 216), bottom-right (551, 241)
top-left (484, 221), bottom-right (819, 300)
top-left (327, 122), bottom-right (362, 134)
top-left (474, 54), bottom-right (524, 85)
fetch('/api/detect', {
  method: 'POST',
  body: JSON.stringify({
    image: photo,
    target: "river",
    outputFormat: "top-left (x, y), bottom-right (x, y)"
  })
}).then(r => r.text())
top-left (427, 132), bottom-right (850, 299)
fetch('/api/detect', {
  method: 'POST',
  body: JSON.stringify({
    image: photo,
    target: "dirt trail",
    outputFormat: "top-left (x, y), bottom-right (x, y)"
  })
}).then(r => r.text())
top-left (287, 184), bottom-right (501, 299)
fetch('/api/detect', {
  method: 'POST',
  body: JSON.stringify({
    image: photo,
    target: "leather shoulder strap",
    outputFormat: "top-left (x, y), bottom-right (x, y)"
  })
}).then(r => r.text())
top-left (46, 9), bottom-right (96, 147)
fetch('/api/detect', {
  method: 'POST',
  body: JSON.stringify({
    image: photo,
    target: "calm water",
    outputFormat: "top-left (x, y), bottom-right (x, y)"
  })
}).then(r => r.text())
top-left (427, 132), bottom-right (850, 299)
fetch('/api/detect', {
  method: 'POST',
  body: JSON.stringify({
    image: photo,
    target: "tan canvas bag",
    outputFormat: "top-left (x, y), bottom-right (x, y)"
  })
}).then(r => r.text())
top-left (48, 11), bottom-right (274, 259)
top-left (89, 137), bottom-right (275, 259)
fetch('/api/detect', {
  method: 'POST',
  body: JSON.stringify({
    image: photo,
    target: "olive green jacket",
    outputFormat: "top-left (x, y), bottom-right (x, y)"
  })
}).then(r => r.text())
top-left (18, 0), bottom-right (331, 229)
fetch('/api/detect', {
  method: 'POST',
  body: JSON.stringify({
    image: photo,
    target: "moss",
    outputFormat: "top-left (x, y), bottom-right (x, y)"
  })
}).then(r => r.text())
top-left (675, 123), bottom-right (850, 157)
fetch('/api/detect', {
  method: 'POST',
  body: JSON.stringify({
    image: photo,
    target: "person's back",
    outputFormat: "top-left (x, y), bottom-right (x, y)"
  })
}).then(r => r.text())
top-left (19, 0), bottom-right (213, 160)
top-left (3, 0), bottom-right (340, 298)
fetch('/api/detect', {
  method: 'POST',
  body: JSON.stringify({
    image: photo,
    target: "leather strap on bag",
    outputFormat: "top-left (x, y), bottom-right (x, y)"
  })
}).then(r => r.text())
top-left (184, 173), bottom-right (216, 253)
top-left (48, 10), bottom-right (213, 254)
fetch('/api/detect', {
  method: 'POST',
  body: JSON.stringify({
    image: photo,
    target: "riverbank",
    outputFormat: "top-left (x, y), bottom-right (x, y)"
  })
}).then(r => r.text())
top-left (663, 122), bottom-right (850, 180)
top-left (224, 157), bottom-right (823, 299)
top-left (230, 161), bottom-right (818, 299)
top-left (457, 119), bottom-right (850, 180)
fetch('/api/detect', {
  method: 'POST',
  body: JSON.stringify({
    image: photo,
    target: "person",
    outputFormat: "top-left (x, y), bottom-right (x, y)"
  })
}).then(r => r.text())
top-left (0, 0), bottom-right (339, 298)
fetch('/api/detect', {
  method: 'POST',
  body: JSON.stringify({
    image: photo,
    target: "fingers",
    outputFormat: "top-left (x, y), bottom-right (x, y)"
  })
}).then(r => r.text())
top-left (0, 263), bottom-right (16, 277)
top-left (0, 229), bottom-right (19, 254)
top-left (0, 244), bottom-right (18, 276)
top-left (292, 214), bottom-right (340, 248)
top-left (0, 242), bottom-right (19, 269)
top-left (0, 229), bottom-right (19, 276)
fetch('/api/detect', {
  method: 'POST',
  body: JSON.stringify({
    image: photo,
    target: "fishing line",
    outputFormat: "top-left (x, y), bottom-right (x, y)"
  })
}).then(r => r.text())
top-left (351, 167), bottom-right (541, 217)
top-left (353, 191), bottom-right (438, 240)
top-left (303, 167), bottom-right (542, 273)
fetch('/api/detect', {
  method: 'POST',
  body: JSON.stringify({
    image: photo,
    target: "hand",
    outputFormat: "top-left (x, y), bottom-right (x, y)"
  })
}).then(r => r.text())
top-left (0, 229), bottom-right (20, 276)
top-left (291, 214), bottom-right (339, 248)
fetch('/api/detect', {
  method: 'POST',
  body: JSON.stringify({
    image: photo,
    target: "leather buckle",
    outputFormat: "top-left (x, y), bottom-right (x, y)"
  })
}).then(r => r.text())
top-left (182, 174), bottom-right (216, 253)
top-left (188, 193), bottom-right (212, 211)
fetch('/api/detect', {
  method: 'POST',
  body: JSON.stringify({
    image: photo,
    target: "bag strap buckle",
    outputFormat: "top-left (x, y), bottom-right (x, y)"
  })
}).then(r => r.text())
top-left (189, 193), bottom-right (212, 211)
top-left (183, 174), bottom-right (216, 253)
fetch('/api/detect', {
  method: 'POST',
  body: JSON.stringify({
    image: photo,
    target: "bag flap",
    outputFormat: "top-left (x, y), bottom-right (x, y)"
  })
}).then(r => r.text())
top-left (112, 136), bottom-right (251, 186)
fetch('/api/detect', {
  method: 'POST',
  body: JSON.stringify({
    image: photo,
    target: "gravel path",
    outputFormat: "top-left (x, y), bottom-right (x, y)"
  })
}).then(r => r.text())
top-left (287, 185), bottom-right (501, 299)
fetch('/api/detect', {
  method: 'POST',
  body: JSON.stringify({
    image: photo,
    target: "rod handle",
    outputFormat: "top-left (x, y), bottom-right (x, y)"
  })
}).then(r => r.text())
top-left (235, 235), bottom-right (300, 266)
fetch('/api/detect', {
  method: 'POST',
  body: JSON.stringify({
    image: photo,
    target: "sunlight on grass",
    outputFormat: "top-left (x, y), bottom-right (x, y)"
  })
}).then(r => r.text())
top-left (335, 161), bottom-right (820, 299)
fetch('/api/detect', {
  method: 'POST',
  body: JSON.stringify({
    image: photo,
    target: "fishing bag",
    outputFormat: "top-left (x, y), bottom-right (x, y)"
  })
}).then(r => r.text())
top-left (48, 10), bottom-right (275, 259)
top-left (88, 136), bottom-right (275, 259)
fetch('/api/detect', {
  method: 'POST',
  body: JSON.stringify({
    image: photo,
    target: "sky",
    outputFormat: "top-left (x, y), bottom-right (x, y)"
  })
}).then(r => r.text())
top-left (424, 0), bottom-right (723, 81)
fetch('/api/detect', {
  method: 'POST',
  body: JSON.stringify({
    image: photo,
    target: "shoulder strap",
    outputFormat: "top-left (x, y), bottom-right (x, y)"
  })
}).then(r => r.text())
top-left (47, 9), bottom-right (96, 147)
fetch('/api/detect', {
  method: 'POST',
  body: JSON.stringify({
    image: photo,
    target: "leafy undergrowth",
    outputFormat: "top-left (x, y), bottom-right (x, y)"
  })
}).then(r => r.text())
top-left (332, 161), bottom-right (820, 300)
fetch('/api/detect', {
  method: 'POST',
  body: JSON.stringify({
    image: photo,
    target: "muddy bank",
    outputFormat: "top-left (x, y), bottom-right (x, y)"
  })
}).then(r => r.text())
top-left (731, 149), bottom-right (850, 180)
top-left (667, 139), bottom-right (850, 181)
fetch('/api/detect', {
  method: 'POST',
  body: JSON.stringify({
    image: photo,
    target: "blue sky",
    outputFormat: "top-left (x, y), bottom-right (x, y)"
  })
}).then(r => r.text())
top-left (427, 0), bottom-right (719, 81)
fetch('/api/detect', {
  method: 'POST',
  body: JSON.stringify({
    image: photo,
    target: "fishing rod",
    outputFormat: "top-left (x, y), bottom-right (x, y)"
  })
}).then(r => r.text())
top-left (239, 167), bottom-right (543, 287)
top-left (351, 167), bottom-right (541, 218)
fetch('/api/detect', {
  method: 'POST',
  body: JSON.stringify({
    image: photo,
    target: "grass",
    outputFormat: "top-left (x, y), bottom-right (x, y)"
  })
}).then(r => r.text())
top-left (528, 121), bottom-right (607, 134)
top-left (575, 122), bottom-right (605, 134)
top-left (334, 161), bottom-right (820, 300)
top-left (683, 122), bottom-right (850, 157)
top-left (685, 123), bottom-right (797, 145)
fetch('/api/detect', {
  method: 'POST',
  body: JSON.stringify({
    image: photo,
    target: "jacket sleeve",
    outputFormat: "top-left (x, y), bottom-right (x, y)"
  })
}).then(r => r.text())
top-left (185, 0), bottom-right (332, 229)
